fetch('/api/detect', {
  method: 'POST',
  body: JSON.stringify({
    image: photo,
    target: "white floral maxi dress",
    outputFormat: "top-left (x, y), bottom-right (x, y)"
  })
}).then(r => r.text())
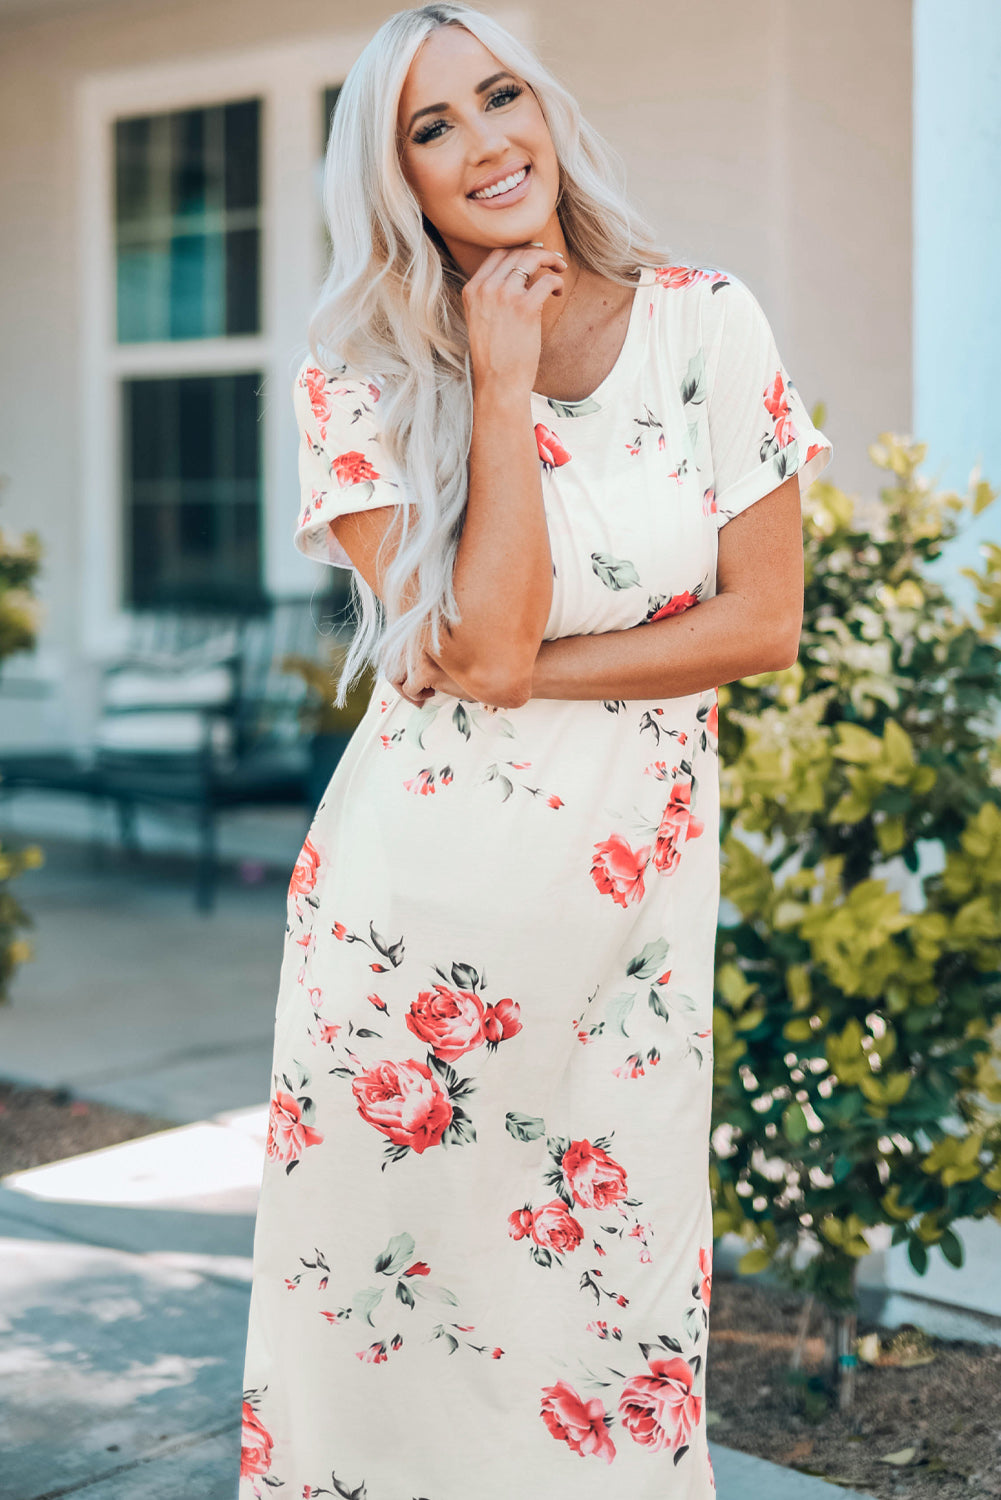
top-left (238, 263), bottom-right (833, 1500)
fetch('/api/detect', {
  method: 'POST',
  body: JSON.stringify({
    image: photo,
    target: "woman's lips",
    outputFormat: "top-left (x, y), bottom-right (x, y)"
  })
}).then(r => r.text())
top-left (468, 164), bottom-right (532, 208)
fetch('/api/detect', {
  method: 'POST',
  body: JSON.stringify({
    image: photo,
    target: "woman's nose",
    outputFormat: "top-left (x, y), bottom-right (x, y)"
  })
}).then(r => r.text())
top-left (466, 115), bottom-right (511, 159)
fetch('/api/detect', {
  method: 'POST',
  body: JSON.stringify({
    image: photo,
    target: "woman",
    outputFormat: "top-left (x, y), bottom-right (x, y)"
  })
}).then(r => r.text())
top-left (239, 5), bottom-right (832, 1496)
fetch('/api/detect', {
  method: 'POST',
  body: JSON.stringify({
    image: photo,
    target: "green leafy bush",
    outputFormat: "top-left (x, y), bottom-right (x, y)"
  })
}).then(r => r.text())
top-left (710, 425), bottom-right (1001, 1396)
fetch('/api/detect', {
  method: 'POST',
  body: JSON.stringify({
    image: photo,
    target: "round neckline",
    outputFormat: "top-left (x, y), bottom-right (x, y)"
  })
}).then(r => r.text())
top-left (531, 265), bottom-right (655, 411)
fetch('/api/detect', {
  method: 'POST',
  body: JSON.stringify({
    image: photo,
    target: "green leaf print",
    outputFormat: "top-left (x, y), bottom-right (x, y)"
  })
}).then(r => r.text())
top-left (395, 1279), bottom-right (416, 1309)
top-left (452, 702), bottom-right (471, 740)
top-left (470, 709), bottom-right (517, 739)
top-left (605, 993), bottom-right (636, 1036)
top-left (505, 1111), bottom-right (547, 1142)
top-left (683, 1304), bottom-right (705, 1344)
top-left (374, 1232), bottom-right (416, 1276)
top-left (407, 700), bottom-right (441, 751)
top-left (626, 937), bottom-right (670, 980)
top-left (351, 1286), bottom-right (384, 1326)
top-left (450, 960), bottom-right (480, 991)
top-left (775, 437), bottom-right (800, 481)
top-left (649, 987), bottom-right (671, 1023)
top-left (590, 553), bottom-right (641, 591)
top-left (547, 395), bottom-right (602, 419)
top-left (680, 348), bottom-right (706, 406)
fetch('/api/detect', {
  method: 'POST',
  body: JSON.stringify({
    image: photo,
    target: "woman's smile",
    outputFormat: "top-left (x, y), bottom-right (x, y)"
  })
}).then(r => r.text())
top-left (467, 162), bottom-right (532, 207)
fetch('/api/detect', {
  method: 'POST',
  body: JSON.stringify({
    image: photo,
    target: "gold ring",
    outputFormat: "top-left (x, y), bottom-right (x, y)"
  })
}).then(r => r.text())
top-left (512, 265), bottom-right (531, 282)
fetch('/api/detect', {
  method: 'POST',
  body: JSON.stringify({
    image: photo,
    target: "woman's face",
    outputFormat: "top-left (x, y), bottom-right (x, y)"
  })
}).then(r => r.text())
top-left (397, 25), bottom-right (563, 274)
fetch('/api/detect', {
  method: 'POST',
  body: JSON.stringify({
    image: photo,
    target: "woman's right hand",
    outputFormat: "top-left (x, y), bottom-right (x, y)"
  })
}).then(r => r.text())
top-left (461, 244), bottom-right (568, 394)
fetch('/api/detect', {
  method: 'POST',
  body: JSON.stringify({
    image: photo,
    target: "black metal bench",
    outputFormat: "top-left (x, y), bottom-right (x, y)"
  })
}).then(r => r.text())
top-left (0, 596), bottom-right (351, 911)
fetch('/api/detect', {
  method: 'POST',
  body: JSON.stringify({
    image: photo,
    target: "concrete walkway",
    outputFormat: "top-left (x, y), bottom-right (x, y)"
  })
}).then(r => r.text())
top-left (0, 840), bottom-right (876, 1499)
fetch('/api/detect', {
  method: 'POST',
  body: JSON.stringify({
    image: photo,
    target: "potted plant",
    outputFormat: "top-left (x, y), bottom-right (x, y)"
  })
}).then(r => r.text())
top-left (281, 645), bottom-right (376, 808)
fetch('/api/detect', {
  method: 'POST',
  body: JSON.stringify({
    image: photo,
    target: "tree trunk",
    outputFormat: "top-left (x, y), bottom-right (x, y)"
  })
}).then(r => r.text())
top-left (836, 1308), bottom-right (859, 1411)
top-left (789, 1293), bottom-right (815, 1372)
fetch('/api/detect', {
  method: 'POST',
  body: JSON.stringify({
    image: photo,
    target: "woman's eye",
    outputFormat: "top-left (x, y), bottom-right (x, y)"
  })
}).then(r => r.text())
top-left (412, 119), bottom-right (447, 144)
top-left (487, 86), bottom-right (522, 109)
top-left (411, 85), bottom-right (523, 144)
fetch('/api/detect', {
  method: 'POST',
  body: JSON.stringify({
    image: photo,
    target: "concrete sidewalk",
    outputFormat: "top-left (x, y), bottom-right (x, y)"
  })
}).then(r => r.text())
top-left (0, 840), bottom-right (877, 1498)
top-left (0, 1111), bottom-right (878, 1500)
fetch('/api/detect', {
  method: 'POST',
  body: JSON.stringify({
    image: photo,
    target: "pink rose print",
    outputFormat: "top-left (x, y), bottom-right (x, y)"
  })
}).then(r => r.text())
top-left (647, 589), bottom-right (699, 623)
top-left (239, 1402), bottom-right (274, 1478)
top-left (535, 423), bottom-right (571, 469)
top-left (351, 1058), bottom-right (452, 1153)
top-left (702, 485), bottom-right (717, 517)
top-left (483, 996), bottom-right (522, 1045)
top-left (540, 1381), bottom-right (616, 1463)
top-left (508, 1207), bottom-right (535, 1240)
top-left (653, 264), bottom-right (728, 291)
top-left (561, 1139), bottom-right (629, 1209)
top-left (764, 371), bottom-right (797, 448)
top-left (806, 440), bottom-right (823, 463)
top-left (289, 836), bottom-right (320, 897)
top-left (699, 1244), bottom-right (712, 1307)
top-left (403, 767), bottom-right (436, 795)
top-left (652, 776), bottom-right (704, 876)
top-left (618, 1355), bottom-right (701, 1454)
top-left (304, 366), bottom-right (332, 435)
top-left (331, 450), bottom-right (380, 486)
top-left (356, 1340), bottom-right (389, 1363)
top-left (265, 1090), bottom-right (324, 1165)
top-left (529, 1199), bottom-right (585, 1255)
top-left (406, 985), bottom-right (486, 1062)
top-left (591, 834), bottom-right (651, 908)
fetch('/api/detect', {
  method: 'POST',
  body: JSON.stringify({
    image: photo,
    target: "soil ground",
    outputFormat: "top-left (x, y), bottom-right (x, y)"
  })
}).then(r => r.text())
top-left (709, 1271), bottom-right (1001, 1498)
top-left (0, 1078), bottom-right (176, 1175)
top-left (2, 1078), bottom-right (999, 1497)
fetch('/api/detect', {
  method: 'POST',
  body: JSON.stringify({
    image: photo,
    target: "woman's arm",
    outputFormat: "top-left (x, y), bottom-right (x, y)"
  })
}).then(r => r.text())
top-left (331, 244), bottom-right (566, 710)
top-left (423, 472), bottom-right (805, 702)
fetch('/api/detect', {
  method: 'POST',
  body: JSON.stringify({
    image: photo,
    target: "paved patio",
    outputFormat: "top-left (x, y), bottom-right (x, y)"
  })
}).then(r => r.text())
top-left (0, 837), bottom-right (876, 1499)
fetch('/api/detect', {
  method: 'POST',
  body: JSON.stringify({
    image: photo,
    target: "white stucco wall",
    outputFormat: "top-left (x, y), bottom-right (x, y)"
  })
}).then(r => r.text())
top-left (0, 0), bottom-right (912, 744)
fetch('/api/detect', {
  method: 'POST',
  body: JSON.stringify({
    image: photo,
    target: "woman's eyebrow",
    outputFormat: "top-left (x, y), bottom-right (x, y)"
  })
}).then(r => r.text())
top-left (405, 71), bottom-right (517, 134)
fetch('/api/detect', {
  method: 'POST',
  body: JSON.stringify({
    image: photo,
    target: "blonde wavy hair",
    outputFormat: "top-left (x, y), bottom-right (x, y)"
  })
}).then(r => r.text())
top-left (308, 1), bottom-right (673, 702)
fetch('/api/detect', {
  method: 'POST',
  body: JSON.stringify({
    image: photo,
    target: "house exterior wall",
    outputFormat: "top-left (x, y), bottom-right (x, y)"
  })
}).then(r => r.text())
top-left (0, 0), bottom-right (913, 745)
top-left (914, 0), bottom-right (1001, 613)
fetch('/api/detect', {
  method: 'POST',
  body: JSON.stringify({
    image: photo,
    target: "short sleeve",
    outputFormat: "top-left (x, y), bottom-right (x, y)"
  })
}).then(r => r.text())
top-left (702, 273), bottom-right (833, 530)
top-left (292, 359), bottom-right (412, 570)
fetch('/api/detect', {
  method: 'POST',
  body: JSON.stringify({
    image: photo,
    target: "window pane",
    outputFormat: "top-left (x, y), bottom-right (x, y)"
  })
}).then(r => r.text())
top-left (321, 85), bottom-right (342, 145)
top-left (115, 99), bottom-right (261, 343)
top-left (123, 372), bottom-right (263, 609)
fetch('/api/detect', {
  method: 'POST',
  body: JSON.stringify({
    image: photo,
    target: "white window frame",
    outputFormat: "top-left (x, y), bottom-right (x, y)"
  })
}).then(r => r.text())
top-left (76, 16), bottom-right (532, 653)
top-left (76, 30), bottom-right (369, 653)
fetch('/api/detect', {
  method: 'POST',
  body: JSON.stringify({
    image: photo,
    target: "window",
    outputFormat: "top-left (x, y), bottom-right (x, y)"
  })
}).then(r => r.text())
top-left (123, 372), bottom-right (263, 609)
top-left (113, 99), bottom-right (264, 609)
top-left (318, 85), bottom-right (342, 265)
top-left (115, 99), bottom-right (261, 342)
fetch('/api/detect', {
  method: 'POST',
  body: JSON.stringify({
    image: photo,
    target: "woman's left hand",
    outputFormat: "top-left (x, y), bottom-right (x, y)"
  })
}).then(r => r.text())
top-left (391, 650), bottom-right (477, 707)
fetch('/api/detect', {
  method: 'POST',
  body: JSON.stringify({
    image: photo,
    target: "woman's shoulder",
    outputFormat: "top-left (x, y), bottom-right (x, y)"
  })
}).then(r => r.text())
top-left (292, 356), bottom-right (389, 446)
top-left (294, 356), bottom-right (386, 411)
top-left (644, 262), bottom-right (769, 356)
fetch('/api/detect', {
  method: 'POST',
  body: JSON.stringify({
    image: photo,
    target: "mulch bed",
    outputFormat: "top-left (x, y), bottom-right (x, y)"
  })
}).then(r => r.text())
top-left (709, 1272), bottom-right (1001, 1497)
top-left (0, 1078), bottom-right (176, 1175)
top-left (2, 1080), bottom-right (999, 1496)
